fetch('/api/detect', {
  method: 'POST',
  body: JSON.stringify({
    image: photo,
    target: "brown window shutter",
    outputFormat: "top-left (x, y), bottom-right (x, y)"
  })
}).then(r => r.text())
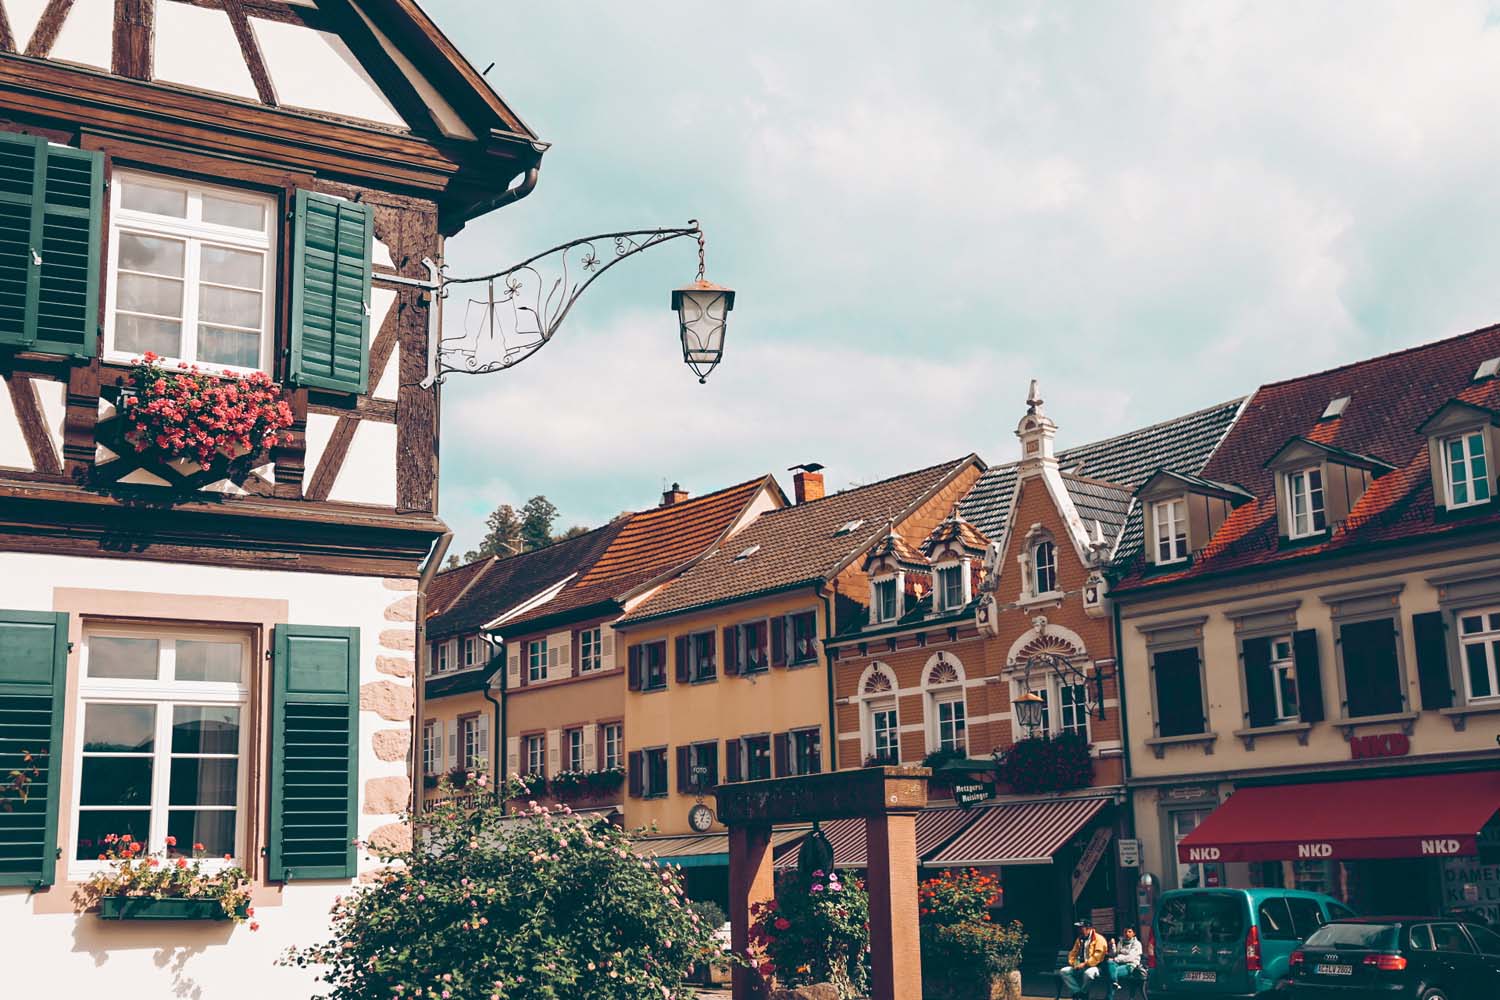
top-left (676, 745), bottom-right (691, 793)
top-left (773, 732), bottom-right (791, 777)
top-left (627, 750), bottom-right (644, 797)
top-left (1292, 629), bottom-right (1325, 723)
top-left (627, 645), bottom-right (642, 691)
top-left (675, 635), bottom-right (691, 684)
top-left (707, 628), bottom-right (717, 668)
top-left (1242, 636), bottom-right (1276, 728)
top-left (723, 626), bottom-right (740, 675)
top-left (770, 616), bottom-right (787, 667)
top-left (1411, 613), bottom-right (1452, 711)
top-left (724, 739), bottom-right (741, 782)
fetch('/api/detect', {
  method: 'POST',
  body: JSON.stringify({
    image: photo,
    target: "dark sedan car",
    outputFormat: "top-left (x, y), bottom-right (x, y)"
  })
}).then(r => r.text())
top-left (1288, 917), bottom-right (1500, 999)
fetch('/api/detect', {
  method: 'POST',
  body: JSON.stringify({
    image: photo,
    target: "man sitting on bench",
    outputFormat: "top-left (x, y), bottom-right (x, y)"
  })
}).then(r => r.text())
top-left (1059, 919), bottom-right (1107, 999)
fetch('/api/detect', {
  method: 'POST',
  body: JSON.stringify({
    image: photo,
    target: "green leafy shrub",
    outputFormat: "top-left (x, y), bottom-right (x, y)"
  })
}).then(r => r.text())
top-left (282, 782), bottom-right (722, 999)
top-left (689, 898), bottom-right (727, 930)
top-left (748, 868), bottom-right (870, 999)
top-left (921, 921), bottom-right (1028, 998)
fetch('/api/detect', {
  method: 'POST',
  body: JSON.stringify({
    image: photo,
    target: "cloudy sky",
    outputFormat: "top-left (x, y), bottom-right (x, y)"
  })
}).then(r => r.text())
top-left (426, 1), bottom-right (1500, 555)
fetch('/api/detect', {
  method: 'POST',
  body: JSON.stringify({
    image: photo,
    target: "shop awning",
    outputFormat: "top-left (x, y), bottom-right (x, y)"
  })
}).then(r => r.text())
top-left (775, 808), bottom-right (980, 870)
top-left (927, 797), bottom-right (1109, 867)
top-left (1176, 772), bottom-right (1500, 864)
top-left (635, 828), bottom-right (807, 869)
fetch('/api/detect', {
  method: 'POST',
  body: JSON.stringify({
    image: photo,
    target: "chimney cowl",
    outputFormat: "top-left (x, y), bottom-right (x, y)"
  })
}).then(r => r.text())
top-left (789, 463), bottom-right (826, 504)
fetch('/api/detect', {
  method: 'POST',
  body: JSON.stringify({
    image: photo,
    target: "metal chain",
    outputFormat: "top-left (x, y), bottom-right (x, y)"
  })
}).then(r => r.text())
top-left (696, 229), bottom-right (706, 281)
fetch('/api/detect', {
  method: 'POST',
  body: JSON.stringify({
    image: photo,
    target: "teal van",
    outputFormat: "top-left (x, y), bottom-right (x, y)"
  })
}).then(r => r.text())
top-left (1151, 888), bottom-right (1355, 998)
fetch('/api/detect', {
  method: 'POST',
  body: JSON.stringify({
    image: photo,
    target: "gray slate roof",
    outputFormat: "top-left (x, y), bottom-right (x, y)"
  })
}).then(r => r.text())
top-left (958, 398), bottom-right (1245, 563)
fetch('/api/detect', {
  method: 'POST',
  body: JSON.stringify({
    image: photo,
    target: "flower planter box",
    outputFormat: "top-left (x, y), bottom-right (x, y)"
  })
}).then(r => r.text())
top-left (99, 896), bottom-right (242, 921)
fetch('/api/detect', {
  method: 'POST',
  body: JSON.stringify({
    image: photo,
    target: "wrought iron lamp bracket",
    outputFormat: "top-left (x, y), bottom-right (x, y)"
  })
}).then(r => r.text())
top-left (393, 223), bottom-right (709, 388)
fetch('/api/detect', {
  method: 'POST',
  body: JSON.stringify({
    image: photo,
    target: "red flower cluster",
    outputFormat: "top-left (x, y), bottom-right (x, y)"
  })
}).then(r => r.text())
top-left (120, 353), bottom-right (293, 467)
top-left (918, 868), bottom-right (1001, 927)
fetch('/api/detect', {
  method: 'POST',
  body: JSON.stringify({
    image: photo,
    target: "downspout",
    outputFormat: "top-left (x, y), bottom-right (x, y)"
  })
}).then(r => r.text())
top-left (412, 530), bottom-right (453, 813)
top-left (1112, 597), bottom-right (1138, 928)
top-left (820, 582), bottom-right (838, 771)
top-left (481, 635), bottom-right (503, 804)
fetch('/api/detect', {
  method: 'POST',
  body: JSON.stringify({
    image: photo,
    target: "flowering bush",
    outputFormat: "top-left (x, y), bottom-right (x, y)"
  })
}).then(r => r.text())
top-left (283, 779), bottom-right (724, 999)
top-left (587, 766), bottom-right (626, 792)
top-left (748, 868), bottom-right (870, 999)
top-left (548, 767), bottom-right (627, 797)
top-left (994, 731), bottom-right (1093, 794)
top-left (119, 353), bottom-right (293, 466)
top-left (82, 834), bottom-right (255, 924)
top-left (918, 869), bottom-right (1025, 1000)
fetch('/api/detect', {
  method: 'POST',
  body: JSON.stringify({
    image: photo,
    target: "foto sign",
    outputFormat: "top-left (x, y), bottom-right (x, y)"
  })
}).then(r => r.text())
top-left (953, 781), bottom-right (996, 810)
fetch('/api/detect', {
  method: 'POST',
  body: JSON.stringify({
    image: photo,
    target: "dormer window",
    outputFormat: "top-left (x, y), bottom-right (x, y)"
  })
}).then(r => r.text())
top-left (873, 577), bottom-right (899, 623)
top-left (1285, 468), bottom-right (1326, 538)
top-left (1445, 431), bottom-right (1490, 508)
top-left (1032, 540), bottom-right (1058, 595)
top-left (1152, 498), bottom-right (1188, 564)
top-left (937, 563), bottom-right (965, 611)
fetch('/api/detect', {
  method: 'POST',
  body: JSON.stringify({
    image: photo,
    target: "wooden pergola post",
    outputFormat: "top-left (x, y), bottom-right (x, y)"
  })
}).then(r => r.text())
top-left (717, 766), bottom-right (931, 1000)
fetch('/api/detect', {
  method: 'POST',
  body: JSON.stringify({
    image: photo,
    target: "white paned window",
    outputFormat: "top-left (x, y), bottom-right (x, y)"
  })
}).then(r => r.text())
top-left (524, 734), bottom-right (545, 776)
top-left (462, 637), bottom-right (479, 670)
top-left (565, 728), bottom-right (585, 772)
top-left (873, 578), bottom-right (898, 623)
top-left (422, 719), bottom-right (438, 775)
top-left (435, 641), bottom-right (450, 675)
top-left (527, 639), bottom-right (548, 683)
top-left (1058, 682), bottom-right (1089, 737)
top-left (1154, 499), bottom-right (1188, 563)
top-left (72, 628), bottom-right (249, 873)
top-left (1460, 609), bottom-right (1500, 702)
top-left (578, 627), bottom-right (603, 673)
top-left (1019, 684), bottom-right (1051, 734)
top-left (1286, 468), bottom-right (1327, 538)
top-left (105, 172), bottom-right (276, 373)
top-left (602, 723), bottom-right (623, 771)
top-left (935, 696), bottom-right (967, 753)
top-left (1173, 808), bottom-right (1220, 890)
top-left (459, 716), bottom-right (481, 771)
top-left (938, 564), bottom-right (965, 611)
top-left (1446, 432), bottom-right (1491, 508)
top-left (1270, 636), bottom-right (1299, 721)
top-left (869, 699), bottom-right (899, 763)
top-left (1033, 540), bottom-right (1058, 594)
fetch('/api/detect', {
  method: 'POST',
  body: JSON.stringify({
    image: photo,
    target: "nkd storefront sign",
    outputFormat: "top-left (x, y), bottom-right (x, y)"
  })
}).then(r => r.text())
top-left (1181, 837), bottom-right (1468, 864)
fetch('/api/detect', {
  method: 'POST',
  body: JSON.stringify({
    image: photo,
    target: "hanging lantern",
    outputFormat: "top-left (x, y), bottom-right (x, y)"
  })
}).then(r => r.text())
top-left (672, 278), bottom-right (734, 383)
top-left (1014, 690), bottom-right (1045, 734)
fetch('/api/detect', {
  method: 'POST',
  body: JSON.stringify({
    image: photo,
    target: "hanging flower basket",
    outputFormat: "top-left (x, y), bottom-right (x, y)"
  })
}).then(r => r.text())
top-left (117, 353), bottom-right (293, 469)
top-left (994, 732), bottom-right (1093, 794)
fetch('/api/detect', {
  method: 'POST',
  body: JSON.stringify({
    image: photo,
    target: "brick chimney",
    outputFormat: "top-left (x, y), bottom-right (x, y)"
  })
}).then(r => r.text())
top-left (660, 482), bottom-right (689, 506)
top-left (790, 463), bottom-right (826, 504)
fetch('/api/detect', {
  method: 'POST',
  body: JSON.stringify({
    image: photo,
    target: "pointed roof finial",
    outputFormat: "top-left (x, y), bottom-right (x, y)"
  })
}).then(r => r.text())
top-left (1026, 378), bottom-right (1044, 415)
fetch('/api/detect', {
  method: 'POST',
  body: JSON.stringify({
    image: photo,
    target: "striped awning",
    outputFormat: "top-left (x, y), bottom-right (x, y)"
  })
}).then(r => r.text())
top-left (927, 797), bottom-right (1109, 867)
top-left (635, 827), bottom-right (810, 869)
top-left (776, 808), bottom-right (979, 870)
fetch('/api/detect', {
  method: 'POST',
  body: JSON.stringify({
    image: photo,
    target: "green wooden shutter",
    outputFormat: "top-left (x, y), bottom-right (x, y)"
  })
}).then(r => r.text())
top-left (269, 624), bottom-right (360, 881)
top-left (0, 133), bottom-right (102, 356)
top-left (289, 190), bottom-right (372, 394)
top-left (0, 610), bottom-right (68, 887)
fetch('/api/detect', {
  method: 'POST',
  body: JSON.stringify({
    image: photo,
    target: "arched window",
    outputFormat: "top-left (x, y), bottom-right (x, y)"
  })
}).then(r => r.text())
top-left (858, 664), bottom-right (900, 765)
top-left (1033, 539), bottom-right (1058, 595)
top-left (922, 654), bottom-right (968, 755)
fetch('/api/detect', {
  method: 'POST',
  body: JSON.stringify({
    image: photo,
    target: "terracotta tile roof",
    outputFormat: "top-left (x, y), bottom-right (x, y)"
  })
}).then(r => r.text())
top-left (496, 476), bottom-right (781, 633)
top-left (426, 556), bottom-right (492, 619)
top-left (618, 456), bottom-right (983, 626)
top-left (863, 527), bottom-right (928, 572)
top-left (921, 511), bottom-right (990, 557)
top-left (426, 519), bottom-right (630, 638)
top-left (1116, 323), bottom-right (1500, 590)
top-left (959, 399), bottom-right (1244, 561)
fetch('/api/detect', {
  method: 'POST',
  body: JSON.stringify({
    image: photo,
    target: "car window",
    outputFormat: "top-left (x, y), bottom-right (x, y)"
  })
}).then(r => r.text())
top-left (1257, 898), bottom-right (1297, 941)
top-left (1157, 893), bottom-right (1246, 944)
top-left (1286, 897), bottom-right (1328, 939)
top-left (1410, 925), bottom-right (1434, 951)
top-left (1326, 902), bottom-right (1356, 921)
top-left (1431, 923), bottom-right (1476, 954)
top-left (1464, 923), bottom-right (1500, 956)
top-left (1304, 923), bottom-right (1399, 949)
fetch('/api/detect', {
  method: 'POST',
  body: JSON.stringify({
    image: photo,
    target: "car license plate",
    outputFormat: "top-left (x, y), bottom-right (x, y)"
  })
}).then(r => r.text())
top-left (1314, 964), bottom-right (1354, 976)
top-left (1182, 971), bottom-right (1217, 983)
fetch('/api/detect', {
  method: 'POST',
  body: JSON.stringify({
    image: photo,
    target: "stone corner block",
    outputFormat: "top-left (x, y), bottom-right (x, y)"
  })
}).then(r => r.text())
top-left (363, 775), bottom-right (411, 816)
top-left (360, 680), bottom-right (414, 722)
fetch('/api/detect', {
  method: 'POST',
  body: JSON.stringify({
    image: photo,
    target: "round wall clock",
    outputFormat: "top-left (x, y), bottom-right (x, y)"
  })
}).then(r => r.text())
top-left (688, 803), bottom-right (715, 832)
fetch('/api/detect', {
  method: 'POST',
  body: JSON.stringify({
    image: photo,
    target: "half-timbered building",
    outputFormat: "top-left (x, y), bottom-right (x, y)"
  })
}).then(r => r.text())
top-left (0, 3), bottom-right (541, 995)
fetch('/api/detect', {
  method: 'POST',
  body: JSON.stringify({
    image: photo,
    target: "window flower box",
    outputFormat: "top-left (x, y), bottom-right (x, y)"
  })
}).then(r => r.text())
top-left (99, 895), bottom-right (247, 921)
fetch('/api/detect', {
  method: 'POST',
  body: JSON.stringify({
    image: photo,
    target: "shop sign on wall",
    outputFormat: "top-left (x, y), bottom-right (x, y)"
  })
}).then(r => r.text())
top-left (1442, 859), bottom-right (1500, 924)
top-left (1072, 828), bottom-right (1113, 901)
top-left (953, 780), bottom-right (996, 810)
top-left (1118, 838), bottom-right (1141, 868)
top-left (1350, 732), bottom-right (1410, 759)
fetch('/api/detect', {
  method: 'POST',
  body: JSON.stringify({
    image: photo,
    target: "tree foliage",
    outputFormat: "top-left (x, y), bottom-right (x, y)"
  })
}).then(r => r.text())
top-left (462, 496), bottom-right (584, 564)
top-left (520, 495), bottom-right (559, 552)
top-left (282, 779), bottom-right (723, 999)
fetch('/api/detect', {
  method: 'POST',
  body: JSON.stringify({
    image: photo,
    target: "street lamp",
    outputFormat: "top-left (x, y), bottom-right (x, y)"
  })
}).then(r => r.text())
top-left (397, 221), bottom-right (735, 388)
top-left (1013, 689), bottom-right (1046, 735)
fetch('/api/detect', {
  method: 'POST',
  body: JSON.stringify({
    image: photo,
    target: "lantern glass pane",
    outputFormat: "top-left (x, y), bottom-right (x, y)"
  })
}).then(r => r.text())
top-left (679, 289), bottom-right (728, 362)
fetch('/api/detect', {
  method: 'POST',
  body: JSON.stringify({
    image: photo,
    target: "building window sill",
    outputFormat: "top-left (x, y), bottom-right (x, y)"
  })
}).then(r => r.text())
top-left (1232, 721), bottom-right (1312, 750)
top-left (1438, 701), bottom-right (1500, 731)
top-left (689, 674), bottom-right (718, 685)
top-left (639, 684), bottom-right (668, 694)
top-left (1144, 731), bottom-right (1218, 759)
top-left (1017, 590), bottom-right (1064, 611)
top-left (1335, 710), bottom-right (1418, 739)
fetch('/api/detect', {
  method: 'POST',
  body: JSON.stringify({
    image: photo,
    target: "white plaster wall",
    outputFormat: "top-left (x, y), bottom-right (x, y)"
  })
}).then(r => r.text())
top-left (251, 18), bottom-right (407, 128)
top-left (327, 420), bottom-right (398, 507)
top-left (0, 553), bottom-right (415, 1000)
top-left (4, 0), bottom-right (47, 49)
top-left (0, 375), bottom-right (32, 470)
top-left (154, 1), bottom-right (260, 101)
top-left (49, 0), bottom-right (112, 70)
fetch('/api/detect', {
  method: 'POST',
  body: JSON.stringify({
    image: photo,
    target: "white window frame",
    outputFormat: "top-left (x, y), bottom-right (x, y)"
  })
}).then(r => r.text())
top-left (936, 561), bottom-right (968, 612)
top-left (1057, 680), bottom-right (1090, 738)
top-left (422, 719), bottom-right (438, 775)
top-left (564, 728), bottom-right (585, 772)
top-left (788, 611), bottom-right (819, 665)
top-left (104, 171), bottom-right (277, 375)
top-left (602, 723), bottom-right (623, 771)
top-left (524, 734), bottom-right (546, 776)
top-left (462, 636), bottom-right (479, 670)
top-left (434, 640), bottom-right (449, 675)
top-left (1153, 498), bottom-right (1188, 564)
top-left (872, 575), bottom-right (899, 623)
top-left (70, 624), bottom-right (251, 880)
top-left (1172, 808), bottom-right (1218, 890)
top-left (865, 696), bottom-right (900, 763)
top-left (1269, 636), bottom-right (1300, 721)
top-left (934, 695), bottom-right (968, 754)
top-left (526, 638), bottom-right (549, 683)
top-left (1445, 431), bottom-right (1491, 509)
top-left (1014, 675), bottom-right (1094, 740)
top-left (791, 727), bottom-right (822, 775)
top-left (1459, 609), bottom-right (1500, 703)
top-left (1286, 468), bottom-right (1327, 538)
top-left (1032, 540), bottom-right (1058, 595)
top-left (578, 627), bottom-right (603, 673)
top-left (459, 715), bottom-right (482, 771)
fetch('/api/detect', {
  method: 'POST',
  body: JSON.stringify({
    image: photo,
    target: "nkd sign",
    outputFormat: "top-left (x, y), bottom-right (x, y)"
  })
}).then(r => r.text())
top-left (1181, 838), bottom-right (1472, 863)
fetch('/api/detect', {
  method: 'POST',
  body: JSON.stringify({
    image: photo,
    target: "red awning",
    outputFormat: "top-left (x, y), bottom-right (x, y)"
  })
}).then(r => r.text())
top-left (1177, 772), bottom-right (1500, 864)
top-left (776, 808), bottom-right (978, 870)
top-left (927, 796), bottom-right (1109, 867)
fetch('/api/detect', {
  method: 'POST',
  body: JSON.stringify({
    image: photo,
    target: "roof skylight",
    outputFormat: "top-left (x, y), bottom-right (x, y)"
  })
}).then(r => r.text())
top-left (1320, 395), bottom-right (1350, 420)
top-left (834, 519), bottom-right (866, 537)
top-left (732, 544), bottom-right (761, 562)
top-left (1475, 357), bottom-right (1500, 381)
